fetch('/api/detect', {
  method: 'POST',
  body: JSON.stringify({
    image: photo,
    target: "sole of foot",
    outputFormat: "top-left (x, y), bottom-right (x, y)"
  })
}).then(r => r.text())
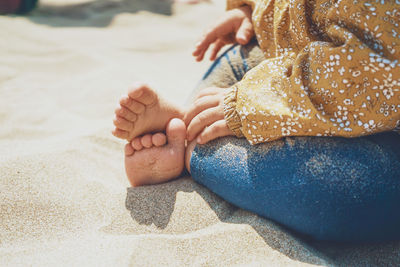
top-left (124, 118), bottom-right (186, 187)
top-left (113, 83), bottom-right (183, 142)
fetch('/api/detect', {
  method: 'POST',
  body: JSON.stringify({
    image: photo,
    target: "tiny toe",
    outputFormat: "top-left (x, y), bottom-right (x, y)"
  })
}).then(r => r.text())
top-left (115, 106), bottom-right (138, 122)
top-left (141, 134), bottom-right (153, 148)
top-left (120, 97), bottom-right (145, 114)
top-left (113, 116), bottom-right (134, 131)
top-left (152, 133), bottom-right (167, 147)
top-left (124, 143), bottom-right (135, 156)
top-left (127, 83), bottom-right (146, 98)
top-left (119, 95), bottom-right (130, 105)
top-left (128, 83), bottom-right (157, 106)
top-left (114, 105), bottom-right (122, 115)
top-left (132, 137), bottom-right (144, 151)
top-left (112, 128), bottom-right (129, 140)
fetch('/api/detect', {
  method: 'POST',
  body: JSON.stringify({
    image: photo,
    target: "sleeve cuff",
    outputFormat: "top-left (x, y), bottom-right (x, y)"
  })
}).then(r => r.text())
top-left (226, 0), bottom-right (253, 10)
top-left (224, 86), bottom-right (244, 138)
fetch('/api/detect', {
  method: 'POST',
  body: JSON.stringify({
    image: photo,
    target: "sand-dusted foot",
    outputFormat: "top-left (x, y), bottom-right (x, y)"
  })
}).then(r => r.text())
top-left (124, 118), bottom-right (186, 187)
top-left (113, 83), bottom-right (184, 141)
top-left (131, 132), bottom-right (167, 150)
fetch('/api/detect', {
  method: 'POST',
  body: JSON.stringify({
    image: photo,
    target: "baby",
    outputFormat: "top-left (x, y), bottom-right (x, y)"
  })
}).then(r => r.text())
top-left (112, 5), bottom-right (254, 186)
top-left (113, 1), bottom-right (400, 187)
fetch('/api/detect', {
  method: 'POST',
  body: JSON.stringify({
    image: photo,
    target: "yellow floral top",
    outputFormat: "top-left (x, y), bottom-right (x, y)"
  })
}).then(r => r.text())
top-left (224, 0), bottom-right (400, 144)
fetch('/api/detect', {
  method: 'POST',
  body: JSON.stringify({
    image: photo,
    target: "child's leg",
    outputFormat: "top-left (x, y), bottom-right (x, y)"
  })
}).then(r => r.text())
top-left (188, 132), bottom-right (400, 242)
top-left (120, 42), bottom-right (263, 186)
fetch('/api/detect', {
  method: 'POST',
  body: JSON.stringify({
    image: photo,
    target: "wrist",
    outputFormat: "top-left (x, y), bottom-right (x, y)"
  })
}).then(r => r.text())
top-left (223, 86), bottom-right (244, 138)
top-left (238, 5), bottom-right (252, 15)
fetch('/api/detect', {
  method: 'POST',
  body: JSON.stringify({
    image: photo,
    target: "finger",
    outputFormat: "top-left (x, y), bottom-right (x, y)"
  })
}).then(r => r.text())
top-left (194, 19), bottom-right (234, 61)
top-left (220, 33), bottom-right (236, 44)
top-left (235, 18), bottom-right (254, 45)
top-left (193, 37), bottom-right (215, 62)
top-left (202, 16), bottom-right (235, 46)
top-left (187, 106), bottom-right (224, 141)
top-left (194, 87), bottom-right (223, 100)
top-left (195, 40), bottom-right (216, 62)
top-left (197, 120), bottom-right (234, 144)
top-left (195, 48), bottom-right (207, 62)
top-left (210, 39), bottom-right (226, 61)
top-left (194, 29), bottom-right (220, 56)
top-left (193, 40), bottom-right (206, 57)
top-left (184, 95), bottom-right (220, 126)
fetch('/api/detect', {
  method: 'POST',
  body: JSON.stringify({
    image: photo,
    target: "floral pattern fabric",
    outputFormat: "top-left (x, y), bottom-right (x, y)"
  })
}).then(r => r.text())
top-left (224, 0), bottom-right (400, 144)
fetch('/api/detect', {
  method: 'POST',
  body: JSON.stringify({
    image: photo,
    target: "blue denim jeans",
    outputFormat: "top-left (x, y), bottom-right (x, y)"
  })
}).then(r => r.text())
top-left (190, 43), bottom-right (400, 242)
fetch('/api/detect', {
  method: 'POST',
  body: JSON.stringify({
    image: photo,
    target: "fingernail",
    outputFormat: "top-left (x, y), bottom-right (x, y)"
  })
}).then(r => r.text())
top-left (196, 136), bottom-right (202, 143)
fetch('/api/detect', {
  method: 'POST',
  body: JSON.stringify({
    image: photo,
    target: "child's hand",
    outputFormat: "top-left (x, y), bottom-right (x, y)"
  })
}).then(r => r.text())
top-left (193, 5), bottom-right (254, 61)
top-left (184, 87), bottom-right (235, 144)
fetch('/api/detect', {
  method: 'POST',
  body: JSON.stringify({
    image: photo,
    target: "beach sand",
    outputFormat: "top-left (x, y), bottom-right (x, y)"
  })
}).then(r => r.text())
top-left (1, 0), bottom-right (399, 266)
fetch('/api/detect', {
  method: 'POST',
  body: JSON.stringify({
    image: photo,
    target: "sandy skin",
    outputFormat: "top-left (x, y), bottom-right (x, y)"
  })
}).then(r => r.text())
top-left (112, 84), bottom-right (196, 186)
top-left (124, 118), bottom-right (198, 186)
top-left (112, 81), bottom-right (235, 186)
top-left (124, 118), bottom-right (189, 186)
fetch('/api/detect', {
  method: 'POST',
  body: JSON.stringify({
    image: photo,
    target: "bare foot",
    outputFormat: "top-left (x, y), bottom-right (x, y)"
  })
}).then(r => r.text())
top-left (112, 83), bottom-right (184, 141)
top-left (124, 118), bottom-right (186, 187)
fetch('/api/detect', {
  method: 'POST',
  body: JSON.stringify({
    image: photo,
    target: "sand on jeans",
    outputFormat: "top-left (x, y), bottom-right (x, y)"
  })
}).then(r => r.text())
top-left (0, 0), bottom-right (399, 266)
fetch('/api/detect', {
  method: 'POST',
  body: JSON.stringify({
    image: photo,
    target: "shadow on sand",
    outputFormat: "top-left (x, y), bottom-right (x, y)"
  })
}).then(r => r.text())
top-left (26, 0), bottom-right (173, 27)
top-left (125, 177), bottom-right (400, 266)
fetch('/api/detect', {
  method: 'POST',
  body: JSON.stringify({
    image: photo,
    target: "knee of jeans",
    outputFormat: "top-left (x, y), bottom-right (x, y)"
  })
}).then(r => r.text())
top-left (291, 168), bottom-right (400, 242)
top-left (306, 200), bottom-right (400, 242)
